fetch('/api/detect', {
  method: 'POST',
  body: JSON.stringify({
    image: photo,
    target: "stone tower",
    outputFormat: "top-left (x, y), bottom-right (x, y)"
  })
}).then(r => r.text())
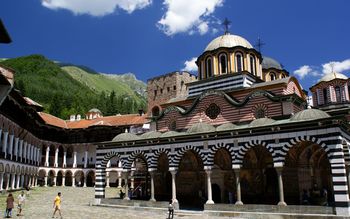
top-left (147, 71), bottom-right (197, 117)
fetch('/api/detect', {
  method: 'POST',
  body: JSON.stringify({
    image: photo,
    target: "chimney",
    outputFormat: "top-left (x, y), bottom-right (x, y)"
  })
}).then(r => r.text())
top-left (76, 114), bottom-right (81, 121)
top-left (70, 115), bottom-right (76, 122)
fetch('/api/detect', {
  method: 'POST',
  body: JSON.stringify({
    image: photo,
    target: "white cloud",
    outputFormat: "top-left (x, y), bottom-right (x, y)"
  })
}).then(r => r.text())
top-left (157, 0), bottom-right (224, 36)
top-left (322, 59), bottom-right (350, 74)
top-left (182, 57), bottom-right (198, 72)
top-left (41, 0), bottom-right (152, 16)
top-left (198, 22), bottom-right (209, 35)
top-left (293, 65), bottom-right (313, 79)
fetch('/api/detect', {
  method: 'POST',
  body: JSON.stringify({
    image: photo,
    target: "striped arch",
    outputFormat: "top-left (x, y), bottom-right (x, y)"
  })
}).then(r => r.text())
top-left (99, 151), bottom-right (124, 169)
top-left (279, 135), bottom-right (330, 164)
top-left (150, 148), bottom-right (170, 170)
top-left (235, 140), bottom-right (276, 165)
top-left (207, 142), bottom-right (235, 168)
top-left (125, 150), bottom-right (150, 170)
top-left (342, 139), bottom-right (350, 164)
top-left (172, 145), bottom-right (206, 169)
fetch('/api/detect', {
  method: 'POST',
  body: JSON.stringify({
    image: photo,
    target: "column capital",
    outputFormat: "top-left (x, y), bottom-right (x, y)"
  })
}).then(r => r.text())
top-left (170, 170), bottom-right (177, 175)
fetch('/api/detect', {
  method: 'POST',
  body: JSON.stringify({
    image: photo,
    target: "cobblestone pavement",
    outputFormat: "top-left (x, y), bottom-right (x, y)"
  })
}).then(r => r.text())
top-left (0, 187), bottom-right (241, 219)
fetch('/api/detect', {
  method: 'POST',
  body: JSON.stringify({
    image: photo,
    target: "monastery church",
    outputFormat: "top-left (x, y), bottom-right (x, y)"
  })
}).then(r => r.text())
top-left (1, 20), bottom-right (350, 216)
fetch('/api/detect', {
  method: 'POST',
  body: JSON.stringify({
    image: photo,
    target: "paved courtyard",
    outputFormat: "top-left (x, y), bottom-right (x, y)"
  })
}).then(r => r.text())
top-left (0, 187), bottom-right (241, 219)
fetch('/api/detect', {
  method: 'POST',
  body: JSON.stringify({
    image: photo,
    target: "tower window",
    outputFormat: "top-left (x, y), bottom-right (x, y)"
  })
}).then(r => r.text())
top-left (335, 86), bottom-right (342, 102)
top-left (235, 52), bottom-right (243, 72)
top-left (167, 87), bottom-right (170, 92)
top-left (270, 73), bottom-right (276, 81)
top-left (219, 53), bottom-right (228, 74)
top-left (173, 85), bottom-right (176, 90)
top-left (323, 88), bottom-right (328, 104)
top-left (160, 88), bottom-right (163, 94)
top-left (206, 57), bottom-right (213, 78)
top-left (249, 55), bottom-right (256, 75)
top-left (154, 90), bottom-right (157, 96)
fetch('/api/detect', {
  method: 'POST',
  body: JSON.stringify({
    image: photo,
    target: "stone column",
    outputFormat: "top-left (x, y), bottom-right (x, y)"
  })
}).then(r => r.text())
top-left (35, 176), bottom-right (38, 187)
top-left (84, 150), bottom-right (88, 168)
top-left (45, 145), bottom-right (50, 167)
top-left (19, 140), bottom-right (23, 162)
top-left (106, 173), bottom-right (110, 188)
top-left (117, 171), bottom-right (122, 188)
top-left (276, 167), bottom-right (287, 206)
top-left (5, 173), bottom-right (10, 190)
top-left (130, 171), bottom-right (134, 189)
top-left (2, 132), bottom-right (8, 158)
top-left (11, 173), bottom-right (15, 189)
top-left (28, 175), bottom-right (32, 187)
top-left (170, 170), bottom-right (178, 204)
top-left (23, 142), bottom-right (27, 163)
top-left (62, 175), bottom-right (66, 187)
top-left (73, 151), bottom-right (77, 168)
top-left (0, 172), bottom-right (3, 191)
top-left (54, 147), bottom-right (59, 167)
top-left (123, 172), bottom-right (130, 200)
top-left (16, 174), bottom-right (20, 189)
top-left (234, 168), bottom-right (243, 205)
top-left (72, 176), bottom-right (76, 187)
top-left (206, 169), bottom-right (214, 204)
top-left (63, 151), bottom-right (67, 168)
top-left (8, 134), bottom-right (14, 160)
top-left (84, 175), bottom-right (87, 187)
top-left (44, 175), bottom-right (48, 187)
top-left (14, 137), bottom-right (19, 161)
top-left (149, 171), bottom-right (156, 201)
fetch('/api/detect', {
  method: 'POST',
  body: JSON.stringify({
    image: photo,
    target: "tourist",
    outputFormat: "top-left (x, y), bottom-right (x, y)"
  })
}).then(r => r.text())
top-left (52, 192), bottom-right (62, 219)
top-left (167, 199), bottom-right (174, 219)
top-left (5, 193), bottom-right (14, 218)
top-left (17, 191), bottom-right (26, 216)
top-left (26, 186), bottom-right (30, 197)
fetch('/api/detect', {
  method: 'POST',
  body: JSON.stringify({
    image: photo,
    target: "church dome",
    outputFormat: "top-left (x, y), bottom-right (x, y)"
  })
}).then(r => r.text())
top-left (318, 72), bottom-right (348, 83)
top-left (88, 108), bottom-right (102, 113)
top-left (205, 34), bottom-right (253, 52)
top-left (262, 57), bottom-right (283, 70)
top-left (187, 122), bottom-right (216, 134)
top-left (160, 131), bottom-right (185, 138)
top-left (216, 123), bottom-right (237, 131)
top-left (112, 132), bottom-right (140, 142)
top-left (249, 118), bottom-right (275, 127)
top-left (290, 108), bottom-right (330, 122)
top-left (141, 131), bottom-right (161, 139)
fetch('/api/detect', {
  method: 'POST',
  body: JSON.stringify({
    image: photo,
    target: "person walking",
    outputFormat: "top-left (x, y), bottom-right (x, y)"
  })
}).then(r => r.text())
top-left (167, 199), bottom-right (174, 219)
top-left (5, 193), bottom-right (14, 218)
top-left (52, 192), bottom-right (62, 219)
top-left (17, 191), bottom-right (26, 216)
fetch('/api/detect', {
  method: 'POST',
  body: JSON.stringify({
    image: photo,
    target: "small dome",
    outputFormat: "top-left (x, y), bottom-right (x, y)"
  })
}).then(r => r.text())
top-left (187, 122), bottom-right (216, 134)
top-left (141, 131), bottom-right (161, 139)
top-left (160, 131), bottom-right (185, 138)
top-left (112, 132), bottom-right (140, 142)
top-left (249, 118), bottom-right (275, 127)
top-left (216, 123), bottom-right (237, 131)
top-left (88, 108), bottom-right (102, 113)
top-left (205, 34), bottom-right (253, 52)
top-left (318, 72), bottom-right (348, 83)
top-left (262, 57), bottom-right (283, 70)
top-left (290, 108), bottom-right (330, 122)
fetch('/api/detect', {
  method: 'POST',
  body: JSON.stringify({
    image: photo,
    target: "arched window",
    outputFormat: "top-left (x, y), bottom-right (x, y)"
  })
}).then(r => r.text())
top-left (235, 52), bottom-right (244, 72)
top-left (206, 57), bottom-right (213, 78)
top-left (151, 106), bottom-right (160, 117)
top-left (323, 88), bottom-right (328, 104)
top-left (335, 86), bottom-right (342, 102)
top-left (270, 73), bottom-right (276, 81)
top-left (249, 55), bottom-right (256, 75)
top-left (219, 53), bottom-right (228, 74)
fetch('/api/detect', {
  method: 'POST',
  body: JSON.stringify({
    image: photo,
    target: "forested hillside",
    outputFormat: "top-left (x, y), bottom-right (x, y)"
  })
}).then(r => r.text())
top-left (1, 55), bottom-right (147, 119)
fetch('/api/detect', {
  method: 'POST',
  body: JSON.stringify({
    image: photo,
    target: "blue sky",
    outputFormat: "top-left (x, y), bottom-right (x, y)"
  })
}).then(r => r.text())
top-left (1, 0), bottom-right (349, 91)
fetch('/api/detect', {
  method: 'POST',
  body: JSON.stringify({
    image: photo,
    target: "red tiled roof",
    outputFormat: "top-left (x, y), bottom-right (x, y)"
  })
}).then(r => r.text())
top-left (39, 112), bottom-right (68, 128)
top-left (38, 112), bottom-right (149, 129)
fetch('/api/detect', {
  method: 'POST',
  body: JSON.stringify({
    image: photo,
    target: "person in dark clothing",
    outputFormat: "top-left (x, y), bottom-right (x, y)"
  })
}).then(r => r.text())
top-left (167, 200), bottom-right (174, 219)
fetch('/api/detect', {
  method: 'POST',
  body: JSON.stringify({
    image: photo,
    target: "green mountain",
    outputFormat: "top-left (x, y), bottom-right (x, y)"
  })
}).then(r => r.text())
top-left (0, 55), bottom-right (147, 119)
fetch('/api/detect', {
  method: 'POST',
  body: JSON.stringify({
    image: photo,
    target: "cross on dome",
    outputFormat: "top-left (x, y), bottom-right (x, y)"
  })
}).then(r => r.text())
top-left (222, 18), bottom-right (231, 34)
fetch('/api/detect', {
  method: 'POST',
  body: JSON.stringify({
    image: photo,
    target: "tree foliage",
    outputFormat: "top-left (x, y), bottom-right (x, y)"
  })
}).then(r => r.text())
top-left (1, 55), bottom-right (146, 119)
